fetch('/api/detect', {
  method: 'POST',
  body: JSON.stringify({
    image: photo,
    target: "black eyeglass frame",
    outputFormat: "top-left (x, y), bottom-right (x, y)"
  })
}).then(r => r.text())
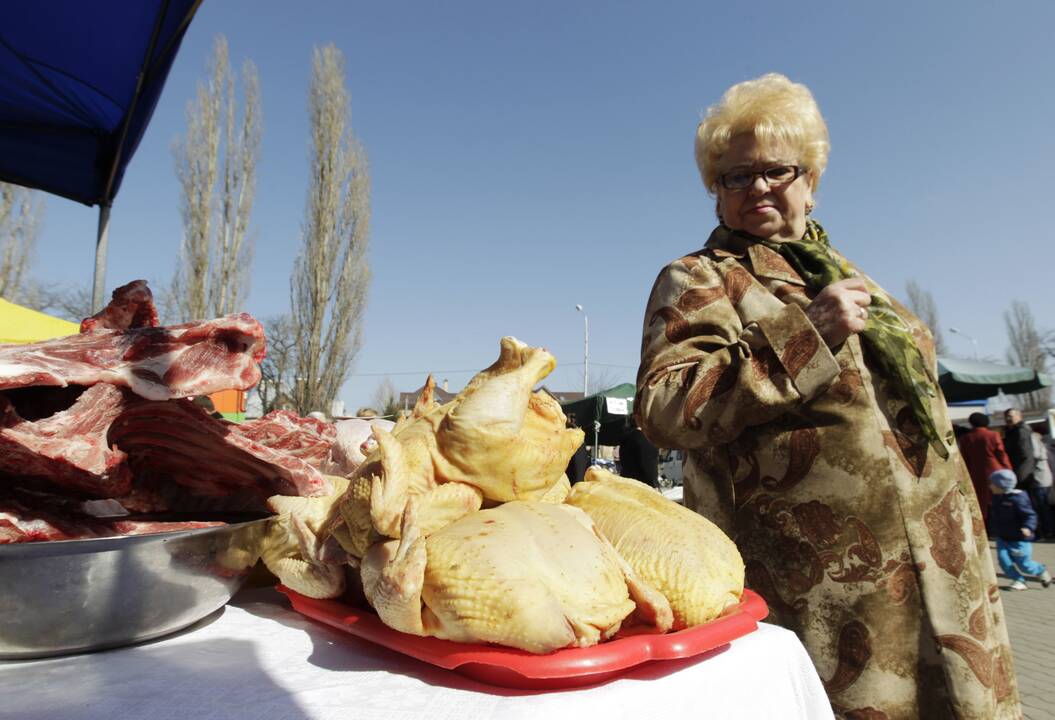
top-left (718, 165), bottom-right (807, 191)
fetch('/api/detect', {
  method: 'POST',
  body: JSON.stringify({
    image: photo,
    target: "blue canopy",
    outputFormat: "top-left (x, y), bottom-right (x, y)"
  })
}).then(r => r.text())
top-left (0, 1), bottom-right (203, 310)
top-left (0, 0), bottom-right (202, 206)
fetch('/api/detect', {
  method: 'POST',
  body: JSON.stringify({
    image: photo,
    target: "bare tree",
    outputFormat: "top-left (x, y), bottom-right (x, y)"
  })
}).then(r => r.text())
top-left (171, 35), bottom-right (261, 321)
top-left (1042, 329), bottom-right (1055, 366)
top-left (0, 183), bottom-right (43, 302)
top-left (258, 314), bottom-right (298, 414)
top-left (370, 377), bottom-right (400, 418)
top-left (27, 283), bottom-right (93, 322)
top-left (584, 366), bottom-right (630, 395)
top-left (289, 45), bottom-right (371, 415)
top-left (905, 280), bottom-right (947, 356)
top-left (1005, 300), bottom-right (1051, 410)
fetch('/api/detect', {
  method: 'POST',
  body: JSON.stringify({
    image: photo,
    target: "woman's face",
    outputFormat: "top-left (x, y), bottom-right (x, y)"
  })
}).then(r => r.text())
top-left (715, 134), bottom-right (813, 241)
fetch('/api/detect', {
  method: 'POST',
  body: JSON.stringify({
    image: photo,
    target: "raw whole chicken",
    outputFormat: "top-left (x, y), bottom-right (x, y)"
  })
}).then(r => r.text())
top-left (338, 336), bottom-right (584, 546)
top-left (359, 500), bottom-right (672, 653)
top-left (566, 467), bottom-right (744, 628)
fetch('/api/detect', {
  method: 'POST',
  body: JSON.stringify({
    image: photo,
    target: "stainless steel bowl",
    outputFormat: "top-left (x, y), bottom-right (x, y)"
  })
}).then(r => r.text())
top-left (0, 516), bottom-right (271, 659)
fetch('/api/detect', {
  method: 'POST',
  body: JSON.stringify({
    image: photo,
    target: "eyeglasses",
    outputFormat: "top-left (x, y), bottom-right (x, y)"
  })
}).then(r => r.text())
top-left (718, 165), bottom-right (806, 191)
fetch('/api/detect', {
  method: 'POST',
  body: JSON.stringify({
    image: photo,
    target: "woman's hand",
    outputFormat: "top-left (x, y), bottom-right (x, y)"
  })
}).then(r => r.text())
top-left (804, 278), bottom-right (872, 348)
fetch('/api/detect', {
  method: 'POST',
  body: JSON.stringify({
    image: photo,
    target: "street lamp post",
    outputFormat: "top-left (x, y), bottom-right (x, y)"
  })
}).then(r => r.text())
top-left (949, 327), bottom-right (979, 361)
top-left (575, 304), bottom-right (589, 396)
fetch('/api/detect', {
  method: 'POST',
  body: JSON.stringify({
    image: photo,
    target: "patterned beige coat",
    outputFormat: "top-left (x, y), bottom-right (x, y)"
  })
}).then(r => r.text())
top-left (635, 227), bottom-right (1019, 719)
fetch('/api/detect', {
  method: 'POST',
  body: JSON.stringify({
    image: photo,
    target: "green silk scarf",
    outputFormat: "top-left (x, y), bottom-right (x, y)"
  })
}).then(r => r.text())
top-left (746, 219), bottom-right (949, 460)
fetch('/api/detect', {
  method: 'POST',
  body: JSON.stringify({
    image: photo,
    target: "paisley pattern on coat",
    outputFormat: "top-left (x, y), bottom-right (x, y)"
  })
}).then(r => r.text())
top-left (925, 486), bottom-right (968, 578)
top-left (635, 225), bottom-right (1019, 719)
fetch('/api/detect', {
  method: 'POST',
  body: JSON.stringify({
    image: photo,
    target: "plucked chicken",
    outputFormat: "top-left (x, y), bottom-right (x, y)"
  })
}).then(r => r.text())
top-left (566, 467), bottom-right (744, 628)
top-left (336, 336), bottom-right (583, 547)
top-left (359, 499), bottom-right (672, 653)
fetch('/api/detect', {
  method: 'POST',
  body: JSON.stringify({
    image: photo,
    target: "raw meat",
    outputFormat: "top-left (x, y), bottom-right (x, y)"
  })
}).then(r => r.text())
top-left (0, 313), bottom-right (266, 401)
top-left (361, 337), bottom-right (583, 540)
top-left (0, 495), bottom-right (222, 543)
top-left (567, 468), bottom-right (744, 628)
top-left (0, 384), bottom-right (132, 497)
top-left (236, 411), bottom-right (336, 468)
top-left (359, 500), bottom-right (672, 653)
top-left (79, 279), bottom-right (159, 333)
top-left (108, 398), bottom-right (332, 506)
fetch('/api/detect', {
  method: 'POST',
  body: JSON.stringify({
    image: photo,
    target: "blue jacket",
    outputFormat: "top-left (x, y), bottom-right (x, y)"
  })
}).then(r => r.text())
top-left (990, 489), bottom-right (1038, 541)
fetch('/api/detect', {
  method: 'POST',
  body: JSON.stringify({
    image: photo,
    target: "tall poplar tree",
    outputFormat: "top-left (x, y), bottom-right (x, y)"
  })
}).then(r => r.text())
top-left (171, 35), bottom-right (261, 321)
top-left (289, 44), bottom-right (371, 415)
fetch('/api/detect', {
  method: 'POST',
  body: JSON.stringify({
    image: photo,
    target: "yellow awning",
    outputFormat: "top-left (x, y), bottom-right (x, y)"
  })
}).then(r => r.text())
top-left (0, 297), bottom-right (80, 344)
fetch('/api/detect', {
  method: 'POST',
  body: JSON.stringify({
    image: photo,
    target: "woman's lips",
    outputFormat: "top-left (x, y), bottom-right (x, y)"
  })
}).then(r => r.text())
top-left (746, 205), bottom-right (776, 214)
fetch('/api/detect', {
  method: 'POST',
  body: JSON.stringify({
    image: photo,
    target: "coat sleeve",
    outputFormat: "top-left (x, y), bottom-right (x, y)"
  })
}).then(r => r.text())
top-left (635, 255), bottom-right (840, 450)
top-left (1008, 427), bottom-right (1036, 482)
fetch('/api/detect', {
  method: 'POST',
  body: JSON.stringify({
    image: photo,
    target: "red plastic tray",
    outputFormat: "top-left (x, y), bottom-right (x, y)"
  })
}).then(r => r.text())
top-left (278, 586), bottom-right (768, 689)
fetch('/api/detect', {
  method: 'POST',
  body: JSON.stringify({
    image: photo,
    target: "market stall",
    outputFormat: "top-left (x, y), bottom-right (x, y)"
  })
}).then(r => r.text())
top-left (560, 383), bottom-right (636, 451)
top-left (0, 289), bottom-right (834, 719)
top-left (937, 356), bottom-right (1052, 403)
top-left (0, 298), bottom-right (79, 343)
top-left (0, 1), bottom-right (204, 311)
top-left (0, 586), bottom-right (835, 720)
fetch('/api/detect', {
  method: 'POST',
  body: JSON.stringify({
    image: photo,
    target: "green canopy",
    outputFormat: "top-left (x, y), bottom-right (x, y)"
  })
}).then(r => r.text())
top-left (937, 357), bottom-right (1052, 403)
top-left (560, 383), bottom-right (636, 445)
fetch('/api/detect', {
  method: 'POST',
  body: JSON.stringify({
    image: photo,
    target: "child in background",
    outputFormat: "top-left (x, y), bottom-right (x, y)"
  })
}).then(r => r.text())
top-left (990, 468), bottom-right (1052, 590)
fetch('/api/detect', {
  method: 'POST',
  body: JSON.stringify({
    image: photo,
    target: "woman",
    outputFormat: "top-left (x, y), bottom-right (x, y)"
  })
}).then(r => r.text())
top-left (635, 74), bottom-right (1018, 719)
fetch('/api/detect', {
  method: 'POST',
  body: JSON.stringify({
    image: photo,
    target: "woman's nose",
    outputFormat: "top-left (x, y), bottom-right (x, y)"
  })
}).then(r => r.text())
top-left (747, 175), bottom-right (769, 195)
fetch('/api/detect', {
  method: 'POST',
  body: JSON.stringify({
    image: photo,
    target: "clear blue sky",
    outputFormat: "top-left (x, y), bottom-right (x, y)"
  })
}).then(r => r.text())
top-left (31, 1), bottom-right (1055, 410)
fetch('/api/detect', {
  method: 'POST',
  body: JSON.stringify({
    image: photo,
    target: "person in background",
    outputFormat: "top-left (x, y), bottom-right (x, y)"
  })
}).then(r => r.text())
top-left (635, 73), bottom-right (1017, 717)
top-left (989, 468), bottom-right (1052, 590)
top-left (1044, 432), bottom-right (1055, 513)
top-left (1029, 425), bottom-right (1054, 538)
top-left (565, 413), bottom-right (589, 484)
top-left (958, 412), bottom-right (1011, 525)
top-left (1003, 409), bottom-right (1036, 492)
top-left (617, 420), bottom-right (660, 488)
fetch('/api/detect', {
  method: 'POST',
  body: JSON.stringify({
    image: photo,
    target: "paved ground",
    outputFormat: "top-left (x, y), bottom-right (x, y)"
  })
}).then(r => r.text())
top-left (993, 539), bottom-right (1055, 719)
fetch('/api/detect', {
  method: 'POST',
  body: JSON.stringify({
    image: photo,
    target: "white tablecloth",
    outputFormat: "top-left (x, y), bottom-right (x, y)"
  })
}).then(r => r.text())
top-left (0, 587), bottom-right (833, 720)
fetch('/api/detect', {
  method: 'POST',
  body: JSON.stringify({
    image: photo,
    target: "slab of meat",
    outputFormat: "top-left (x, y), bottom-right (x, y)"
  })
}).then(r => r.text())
top-left (235, 411), bottom-right (336, 468)
top-left (80, 279), bottom-right (159, 333)
top-left (0, 313), bottom-right (266, 401)
top-left (108, 398), bottom-right (331, 510)
top-left (0, 384), bottom-right (132, 497)
top-left (0, 495), bottom-right (222, 543)
top-left (1, 385), bottom-right (89, 421)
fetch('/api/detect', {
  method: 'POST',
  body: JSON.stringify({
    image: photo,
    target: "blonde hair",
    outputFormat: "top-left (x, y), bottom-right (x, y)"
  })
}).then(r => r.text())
top-left (695, 73), bottom-right (829, 193)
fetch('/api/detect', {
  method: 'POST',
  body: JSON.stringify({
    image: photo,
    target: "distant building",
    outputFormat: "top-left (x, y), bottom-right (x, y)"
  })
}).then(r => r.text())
top-left (397, 381), bottom-right (459, 414)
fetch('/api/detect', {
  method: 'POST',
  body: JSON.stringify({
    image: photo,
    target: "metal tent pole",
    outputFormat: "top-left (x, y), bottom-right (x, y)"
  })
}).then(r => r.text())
top-left (92, 203), bottom-right (111, 312)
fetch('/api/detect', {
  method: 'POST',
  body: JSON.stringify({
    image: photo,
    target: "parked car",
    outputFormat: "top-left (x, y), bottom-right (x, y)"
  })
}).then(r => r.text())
top-left (589, 457), bottom-right (620, 475)
top-left (658, 448), bottom-right (683, 489)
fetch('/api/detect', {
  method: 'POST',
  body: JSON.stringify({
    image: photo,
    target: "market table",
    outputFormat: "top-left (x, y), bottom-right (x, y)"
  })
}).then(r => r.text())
top-left (0, 587), bottom-right (834, 720)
